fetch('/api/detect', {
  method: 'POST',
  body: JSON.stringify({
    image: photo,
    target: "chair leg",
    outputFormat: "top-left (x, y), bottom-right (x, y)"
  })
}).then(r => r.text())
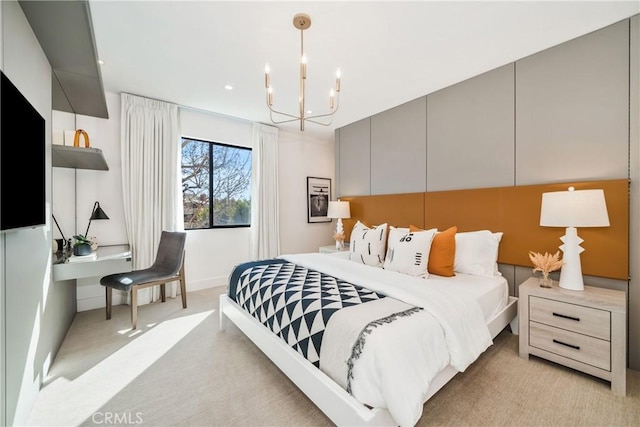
top-left (160, 283), bottom-right (166, 302)
top-left (131, 286), bottom-right (138, 330)
top-left (106, 286), bottom-right (112, 320)
top-left (179, 263), bottom-right (187, 309)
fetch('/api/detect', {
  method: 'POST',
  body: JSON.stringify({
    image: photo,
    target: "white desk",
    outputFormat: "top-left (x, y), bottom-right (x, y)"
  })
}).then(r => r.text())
top-left (53, 245), bottom-right (132, 311)
top-left (53, 244), bottom-right (132, 281)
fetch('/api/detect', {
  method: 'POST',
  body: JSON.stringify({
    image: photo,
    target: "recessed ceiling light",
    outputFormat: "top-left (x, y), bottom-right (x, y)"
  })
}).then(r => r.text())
top-left (224, 84), bottom-right (233, 90)
top-left (306, 110), bottom-right (312, 114)
top-left (98, 60), bottom-right (104, 65)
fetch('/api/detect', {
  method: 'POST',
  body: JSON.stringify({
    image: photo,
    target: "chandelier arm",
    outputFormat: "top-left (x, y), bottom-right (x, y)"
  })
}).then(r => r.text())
top-left (267, 105), bottom-right (302, 120)
top-left (306, 103), bottom-right (340, 120)
top-left (269, 111), bottom-right (304, 125)
top-left (306, 102), bottom-right (340, 121)
top-left (304, 117), bottom-right (334, 127)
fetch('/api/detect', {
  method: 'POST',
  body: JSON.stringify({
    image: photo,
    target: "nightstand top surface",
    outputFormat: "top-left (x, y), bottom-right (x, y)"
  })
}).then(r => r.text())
top-left (519, 277), bottom-right (625, 312)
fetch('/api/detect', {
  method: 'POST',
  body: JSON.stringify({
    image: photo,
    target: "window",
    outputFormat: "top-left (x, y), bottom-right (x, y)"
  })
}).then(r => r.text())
top-left (181, 137), bottom-right (252, 229)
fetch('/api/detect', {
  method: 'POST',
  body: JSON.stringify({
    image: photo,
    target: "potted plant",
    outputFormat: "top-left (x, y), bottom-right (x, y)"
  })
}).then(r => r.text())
top-left (72, 234), bottom-right (93, 256)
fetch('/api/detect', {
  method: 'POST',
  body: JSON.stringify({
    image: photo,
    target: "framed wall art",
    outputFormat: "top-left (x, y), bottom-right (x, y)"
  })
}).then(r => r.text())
top-left (307, 176), bottom-right (331, 223)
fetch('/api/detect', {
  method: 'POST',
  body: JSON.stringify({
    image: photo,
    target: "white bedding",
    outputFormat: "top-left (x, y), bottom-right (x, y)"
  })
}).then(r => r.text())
top-left (325, 251), bottom-right (509, 322)
top-left (280, 252), bottom-right (499, 426)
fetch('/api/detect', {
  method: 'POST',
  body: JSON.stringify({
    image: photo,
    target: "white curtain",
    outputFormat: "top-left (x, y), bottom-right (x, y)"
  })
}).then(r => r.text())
top-left (120, 93), bottom-right (183, 304)
top-left (251, 123), bottom-right (280, 260)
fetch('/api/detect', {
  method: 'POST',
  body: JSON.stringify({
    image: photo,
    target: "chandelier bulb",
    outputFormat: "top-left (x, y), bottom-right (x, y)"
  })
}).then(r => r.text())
top-left (265, 64), bottom-right (270, 88)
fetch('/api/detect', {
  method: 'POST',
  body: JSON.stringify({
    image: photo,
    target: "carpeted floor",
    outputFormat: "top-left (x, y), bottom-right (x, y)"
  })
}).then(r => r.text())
top-left (26, 286), bottom-right (640, 427)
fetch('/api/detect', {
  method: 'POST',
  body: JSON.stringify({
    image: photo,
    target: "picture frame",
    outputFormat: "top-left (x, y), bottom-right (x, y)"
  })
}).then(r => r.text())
top-left (307, 176), bottom-right (332, 223)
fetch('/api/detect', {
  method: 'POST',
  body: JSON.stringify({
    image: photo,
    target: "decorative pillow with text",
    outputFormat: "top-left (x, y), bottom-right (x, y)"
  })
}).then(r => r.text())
top-left (384, 227), bottom-right (437, 277)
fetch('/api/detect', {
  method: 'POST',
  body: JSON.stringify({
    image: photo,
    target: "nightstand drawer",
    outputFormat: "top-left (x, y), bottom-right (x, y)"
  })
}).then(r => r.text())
top-left (529, 296), bottom-right (610, 340)
top-left (530, 322), bottom-right (610, 371)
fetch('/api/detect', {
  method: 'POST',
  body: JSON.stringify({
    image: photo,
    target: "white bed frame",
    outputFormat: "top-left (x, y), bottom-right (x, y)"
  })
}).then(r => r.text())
top-left (220, 293), bottom-right (518, 426)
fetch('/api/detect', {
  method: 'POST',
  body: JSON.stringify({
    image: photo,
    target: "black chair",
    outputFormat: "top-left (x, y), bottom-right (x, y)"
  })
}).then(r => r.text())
top-left (100, 231), bottom-right (187, 329)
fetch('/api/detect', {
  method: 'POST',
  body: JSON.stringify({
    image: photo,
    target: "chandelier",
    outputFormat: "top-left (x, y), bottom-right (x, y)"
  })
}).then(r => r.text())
top-left (264, 13), bottom-right (341, 131)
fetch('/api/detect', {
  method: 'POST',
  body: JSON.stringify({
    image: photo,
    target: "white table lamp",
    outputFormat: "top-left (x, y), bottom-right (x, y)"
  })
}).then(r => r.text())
top-left (327, 200), bottom-right (351, 249)
top-left (540, 187), bottom-right (609, 291)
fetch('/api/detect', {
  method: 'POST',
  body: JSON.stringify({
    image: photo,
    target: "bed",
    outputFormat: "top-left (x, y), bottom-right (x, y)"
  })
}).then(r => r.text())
top-left (220, 229), bottom-right (518, 427)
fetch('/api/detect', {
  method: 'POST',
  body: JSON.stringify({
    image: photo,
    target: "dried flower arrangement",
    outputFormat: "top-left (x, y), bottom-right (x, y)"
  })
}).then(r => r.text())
top-left (528, 251), bottom-right (563, 288)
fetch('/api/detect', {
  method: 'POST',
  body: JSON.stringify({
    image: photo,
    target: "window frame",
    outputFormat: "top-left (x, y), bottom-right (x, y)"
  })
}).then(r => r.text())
top-left (181, 136), bottom-right (252, 230)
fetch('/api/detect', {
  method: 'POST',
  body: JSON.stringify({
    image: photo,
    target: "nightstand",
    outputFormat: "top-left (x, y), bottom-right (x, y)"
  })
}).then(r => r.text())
top-left (319, 244), bottom-right (349, 254)
top-left (518, 277), bottom-right (626, 395)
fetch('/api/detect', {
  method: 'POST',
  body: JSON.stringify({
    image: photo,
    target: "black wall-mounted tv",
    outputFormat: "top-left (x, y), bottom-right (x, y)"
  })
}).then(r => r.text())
top-left (0, 70), bottom-right (46, 232)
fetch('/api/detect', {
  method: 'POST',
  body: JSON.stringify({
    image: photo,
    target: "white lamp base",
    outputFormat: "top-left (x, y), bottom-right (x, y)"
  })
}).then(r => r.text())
top-left (335, 218), bottom-right (344, 250)
top-left (557, 227), bottom-right (585, 291)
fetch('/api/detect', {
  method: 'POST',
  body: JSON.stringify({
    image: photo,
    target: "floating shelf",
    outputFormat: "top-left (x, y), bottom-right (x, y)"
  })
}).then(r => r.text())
top-left (52, 145), bottom-right (109, 170)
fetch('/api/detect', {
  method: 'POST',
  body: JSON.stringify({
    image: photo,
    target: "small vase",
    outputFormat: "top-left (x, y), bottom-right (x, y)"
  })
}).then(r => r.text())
top-left (539, 273), bottom-right (552, 288)
top-left (73, 243), bottom-right (92, 256)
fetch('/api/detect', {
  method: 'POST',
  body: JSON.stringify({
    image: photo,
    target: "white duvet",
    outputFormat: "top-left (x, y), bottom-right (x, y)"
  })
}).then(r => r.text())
top-left (280, 253), bottom-right (493, 427)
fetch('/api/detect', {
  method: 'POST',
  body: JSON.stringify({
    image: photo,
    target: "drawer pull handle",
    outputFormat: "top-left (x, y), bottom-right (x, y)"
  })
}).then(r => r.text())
top-left (553, 312), bottom-right (580, 322)
top-left (553, 339), bottom-right (580, 350)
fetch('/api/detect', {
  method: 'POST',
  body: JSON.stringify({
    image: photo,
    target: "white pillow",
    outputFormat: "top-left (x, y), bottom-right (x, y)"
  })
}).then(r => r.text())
top-left (349, 221), bottom-right (388, 267)
top-left (454, 230), bottom-right (503, 277)
top-left (383, 227), bottom-right (437, 277)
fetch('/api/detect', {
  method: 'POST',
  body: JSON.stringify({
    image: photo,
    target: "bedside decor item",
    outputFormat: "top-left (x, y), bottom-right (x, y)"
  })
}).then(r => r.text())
top-left (84, 201), bottom-right (109, 243)
top-left (307, 177), bottom-right (331, 223)
top-left (73, 128), bottom-right (90, 147)
top-left (540, 187), bottom-right (609, 291)
top-left (72, 234), bottom-right (93, 256)
top-left (528, 251), bottom-right (563, 288)
top-left (327, 200), bottom-right (350, 249)
top-left (264, 13), bottom-right (341, 131)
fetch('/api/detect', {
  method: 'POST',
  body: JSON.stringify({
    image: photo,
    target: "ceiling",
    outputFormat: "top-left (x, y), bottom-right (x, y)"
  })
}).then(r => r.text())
top-left (88, 1), bottom-right (639, 139)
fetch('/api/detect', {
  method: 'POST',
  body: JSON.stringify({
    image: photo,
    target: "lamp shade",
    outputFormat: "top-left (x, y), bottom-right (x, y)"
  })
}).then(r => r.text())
top-left (91, 204), bottom-right (109, 220)
top-left (84, 201), bottom-right (110, 238)
top-left (540, 188), bottom-right (609, 228)
top-left (327, 201), bottom-right (350, 219)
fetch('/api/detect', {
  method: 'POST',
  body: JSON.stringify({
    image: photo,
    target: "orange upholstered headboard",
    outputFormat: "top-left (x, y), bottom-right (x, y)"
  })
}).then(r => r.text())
top-left (340, 179), bottom-right (628, 280)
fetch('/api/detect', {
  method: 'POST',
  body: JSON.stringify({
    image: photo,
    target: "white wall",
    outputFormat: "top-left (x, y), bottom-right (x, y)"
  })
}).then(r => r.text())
top-left (1, 2), bottom-right (75, 425)
top-left (51, 97), bottom-right (336, 308)
top-left (278, 130), bottom-right (335, 255)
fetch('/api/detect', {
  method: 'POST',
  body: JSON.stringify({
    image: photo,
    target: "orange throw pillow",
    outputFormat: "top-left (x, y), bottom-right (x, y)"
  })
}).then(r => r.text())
top-left (414, 225), bottom-right (457, 277)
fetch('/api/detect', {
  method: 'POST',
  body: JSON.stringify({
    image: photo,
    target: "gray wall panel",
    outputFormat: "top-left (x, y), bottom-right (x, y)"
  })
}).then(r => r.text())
top-left (515, 20), bottom-right (629, 185)
top-left (370, 97), bottom-right (426, 195)
top-left (334, 15), bottom-right (639, 370)
top-left (338, 118), bottom-right (371, 197)
top-left (629, 14), bottom-right (639, 370)
top-left (426, 64), bottom-right (515, 191)
top-left (334, 129), bottom-right (340, 197)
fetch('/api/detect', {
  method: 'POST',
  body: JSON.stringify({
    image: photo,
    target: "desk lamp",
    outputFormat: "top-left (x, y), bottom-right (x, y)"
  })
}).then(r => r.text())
top-left (85, 201), bottom-right (109, 239)
top-left (539, 187), bottom-right (609, 291)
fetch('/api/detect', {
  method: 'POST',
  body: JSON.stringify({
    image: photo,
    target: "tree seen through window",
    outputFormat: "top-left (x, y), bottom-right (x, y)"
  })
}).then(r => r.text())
top-left (182, 137), bottom-right (251, 229)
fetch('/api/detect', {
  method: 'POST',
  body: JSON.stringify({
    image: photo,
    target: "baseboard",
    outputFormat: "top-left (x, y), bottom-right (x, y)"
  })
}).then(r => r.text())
top-left (188, 275), bottom-right (227, 292)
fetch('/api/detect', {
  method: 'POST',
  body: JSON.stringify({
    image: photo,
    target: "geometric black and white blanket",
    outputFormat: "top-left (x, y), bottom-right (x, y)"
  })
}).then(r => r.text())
top-left (228, 259), bottom-right (387, 367)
